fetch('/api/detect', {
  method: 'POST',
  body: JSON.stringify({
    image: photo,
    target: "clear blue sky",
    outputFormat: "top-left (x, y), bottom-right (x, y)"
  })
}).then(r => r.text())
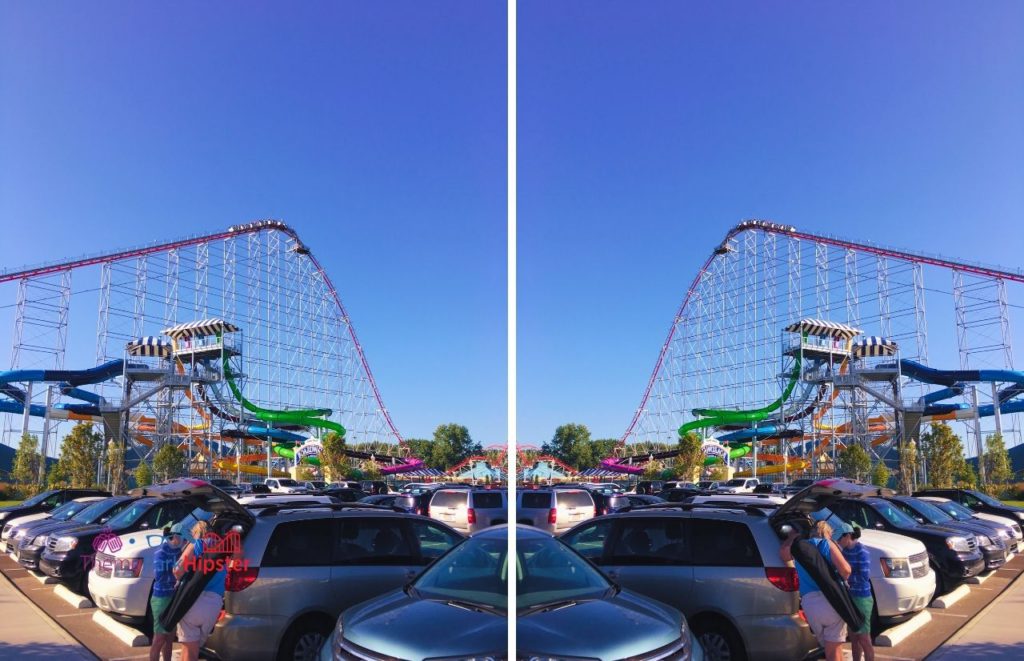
top-left (519, 1), bottom-right (1024, 444)
top-left (0, 2), bottom-right (507, 444)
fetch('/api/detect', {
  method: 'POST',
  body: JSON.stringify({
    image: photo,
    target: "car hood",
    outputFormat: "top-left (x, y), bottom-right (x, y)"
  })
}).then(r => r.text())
top-left (769, 479), bottom-right (895, 529)
top-left (130, 479), bottom-right (254, 527)
top-left (516, 589), bottom-right (680, 660)
top-left (342, 589), bottom-right (505, 659)
top-left (15, 518), bottom-right (91, 539)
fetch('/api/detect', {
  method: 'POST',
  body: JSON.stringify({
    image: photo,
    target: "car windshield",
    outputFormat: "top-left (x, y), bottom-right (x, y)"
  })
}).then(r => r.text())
top-left (970, 491), bottom-right (1007, 507)
top-left (20, 490), bottom-right (57, 507)
top-left (518, 534), bottom-right (612, 612)
top-left (74, 499), bottom-right (120, 523)
top-left (906, 499), bottom-right (953, 524)
top-left (412, 533), bottom-right (506, 613)
top-left (872, 500), bottom-right (921, 527)
top-left (104, 500), bottom-right (154, 529)
top-left (724, 479), bottom-right (746, 487)
top-left (47, 500), bottom-right (83, 520)
top-left (697, 482), bottom-right (713, 488)
top-left (277, 479), bottom-right (299, 487)
top-left (938, 500), bottom-right (977, 521)
top-left (309, 482), bottom-right (326, 489)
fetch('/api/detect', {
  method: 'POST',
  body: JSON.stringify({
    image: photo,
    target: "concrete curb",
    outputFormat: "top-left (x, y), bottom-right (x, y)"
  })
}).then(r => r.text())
top-left (29, 568), bottom-right (60, 584)
top-left (930, 583), bottom-right (970, 609)
top-left (875, 609), bottom-right (932, 647)
top-left (92, 610), bottom-right (150, 647)
top-left (0, 566), bottom-right (98, 660)
top-left (965, 570), bottom-right (994, 585)
top-left (54, 583), bottom-right (93, 609)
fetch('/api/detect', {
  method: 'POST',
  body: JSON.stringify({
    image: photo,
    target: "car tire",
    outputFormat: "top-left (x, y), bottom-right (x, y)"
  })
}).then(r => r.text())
top-left (691, 616), bottom-right (747, 661)
top-left (277, 616), bottom-right (334, 661)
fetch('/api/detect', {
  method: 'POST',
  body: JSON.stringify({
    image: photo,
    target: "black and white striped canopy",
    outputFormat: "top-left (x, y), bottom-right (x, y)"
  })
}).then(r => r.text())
top-left (126, 336), bottom-right (172, 357)
top-left (852, 336), bottom-right (898, 358)
top-left (162, 318), bottom-right (240, 340)
top-left (784, 318), bottom-right (862, 340)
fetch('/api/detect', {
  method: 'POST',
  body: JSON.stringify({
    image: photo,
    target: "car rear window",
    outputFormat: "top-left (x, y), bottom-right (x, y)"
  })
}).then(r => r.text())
top-left (430, 491), bottom-right (468, 508)
top-left (263, 519), bottom-right (333, 567)
top-left (608, 518), bottom-right (688, 564)
top-left (520, 492), bottom-right (552, 509)
top-left (556, 491), bottom-right (594, 508)
top-left (472, 492), bottom-right (504, 509)
top-left (690, 519), bottom-right (762, 567)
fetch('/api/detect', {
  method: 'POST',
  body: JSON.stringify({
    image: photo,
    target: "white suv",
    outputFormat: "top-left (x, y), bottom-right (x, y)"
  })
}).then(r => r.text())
top-left (264, 478), bottom-right (306, 494)
top-left (716, 478), bottom-right (760, 494)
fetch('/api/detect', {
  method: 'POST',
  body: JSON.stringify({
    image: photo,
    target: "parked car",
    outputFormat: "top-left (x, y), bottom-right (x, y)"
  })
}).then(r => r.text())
top-left (265, 478), bottom-right (306, 494)
top-left (715, 478), bottom-right (760, 494)
top-left (359, 480), bottom-right (389, 495)
top-left (623, 494), bottom-right (666, 508)
top-left (754, 482), bottom-right (787, 495)
top-left (665, 481), bottom-right (699, 490)
top-left (782, 478), bottom-right (817, 496)
top-left (324, 525), bottom-right (506, 661)
top-left (635, 480), bottom-right (665, 495)
top-left (919, 496), bottom-right (1023, 553)
top-left (429, 488), bottom-right (507, 535)
top-left (393, 488), bottom-right (436, 516)
top-left (208, 478), bottom-right (242, 496)
top-left (89, 506), bottom-right (212, 625)
top-left (0, 488), bottom-right (111, 527)
top-left (913, 488), bottom-right (1024, 524)
top-left (696, 480), bottom-right (721, 492)
top-left (357, 494), bottom-right (400, 508)
top-left (237, 494), bottom-right (338, 508)
top-left (516, 525), bottom-right (701, 661)
top-left (888, 496), bottom-right (1012, 571)
top-left (302, 481), bottom-right (328, 493)
top-left (246, 483), bottom-right (271, 495)
top-left (202, 503), bottom-right (465, 660)
top-left (827, 495), bottom-right (984, 594)
top-left (560, 484), bottom-right (630, 516)
top-left (655, 487), bottom-right (702, 502)
top-left (321, 488), bottom-right (368, 503)
top-left (13, 496), bottom-right (141, 571)
top-left (516, 489), bottom-right (595, 534)
top-left (3, 497), bottom-right (105, 552)
top-left (39, 497), bottom-right (194, 594)
top-left (560, 501), bottom-right (816, 660)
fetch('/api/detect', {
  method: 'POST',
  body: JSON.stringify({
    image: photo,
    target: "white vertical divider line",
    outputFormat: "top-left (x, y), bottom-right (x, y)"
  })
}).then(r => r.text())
top-left (507, 0), bottom-right (517, 656)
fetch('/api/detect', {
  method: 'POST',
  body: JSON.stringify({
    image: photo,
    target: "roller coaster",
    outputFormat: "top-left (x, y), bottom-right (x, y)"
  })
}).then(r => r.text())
top-left (0, 221), bottom-right (422, 481)
top-left (605, 221), bottom-right (1024, 482)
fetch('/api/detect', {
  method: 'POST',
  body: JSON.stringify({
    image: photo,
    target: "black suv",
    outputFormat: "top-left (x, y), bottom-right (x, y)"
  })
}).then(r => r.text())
top-left (360, 480), bottom-right (390, 494)
top-left (12, 496), bottom-right (139, 570)
top-left (0, 488), bottom-right (111, 527)
top-left (888, 496), bottom-right (1010, 572)
top-left (830, 497), bottom-right (985, 594)
top-left (39, 496), bottom-right (194, 593)
top-left (635, 481), bottom-right (665, 495)
top-left (913, 488), bottom-right (1024, 524)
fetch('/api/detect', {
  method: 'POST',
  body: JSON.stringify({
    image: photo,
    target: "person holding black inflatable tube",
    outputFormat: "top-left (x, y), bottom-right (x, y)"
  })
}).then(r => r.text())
top-left (837, 522), bottom-right (875, 661)
top-left (781, 520), bottom-right (856, 661)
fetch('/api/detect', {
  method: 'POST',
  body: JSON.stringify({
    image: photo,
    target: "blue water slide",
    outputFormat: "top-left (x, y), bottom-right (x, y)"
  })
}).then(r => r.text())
top-left (60, 386), bottom-right (103, 405)
top-left (922, 385), bottom-right (965, 405)
top-left (0, 383), bottom-right (26, 403)
top-left (238, 426), bottom-right (306, 442)
top-left (0, 400), bottom-right (49, 417)
top-left (718, 426), bottom-right (803, 442)
top-left (0, 359), bottom-right (129, 390)
top-left (894, 359), bottom-right (1024, 389)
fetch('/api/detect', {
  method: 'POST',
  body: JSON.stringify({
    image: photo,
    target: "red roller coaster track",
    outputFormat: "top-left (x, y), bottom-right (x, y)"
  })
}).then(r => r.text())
top-left (0, 219), bottom-right (403, 444)
top-left (621, 219), bottom-right (1024, 445)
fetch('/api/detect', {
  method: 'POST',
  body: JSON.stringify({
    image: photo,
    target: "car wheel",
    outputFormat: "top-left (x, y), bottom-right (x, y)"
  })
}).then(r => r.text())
top-left (277, 617), bottom-right (334, 661)
top-left (692, 617), bottom-right (747, 661)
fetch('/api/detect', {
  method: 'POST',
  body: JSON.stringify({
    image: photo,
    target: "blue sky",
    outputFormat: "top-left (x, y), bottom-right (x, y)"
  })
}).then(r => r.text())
top-left (519, 1), bottom-right (1024, 444)
top-left (0, 2), bottom-right (507, 445)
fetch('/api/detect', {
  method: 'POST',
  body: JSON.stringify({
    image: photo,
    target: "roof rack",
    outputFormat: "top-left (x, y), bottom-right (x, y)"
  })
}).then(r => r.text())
top-left (254, 502), bottom-right (406, 517)
top-left (622, 502), bottom-right (771, 517)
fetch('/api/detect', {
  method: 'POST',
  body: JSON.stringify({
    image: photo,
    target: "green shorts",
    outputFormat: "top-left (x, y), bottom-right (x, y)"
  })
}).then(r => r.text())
top-left (851, 595), bottom-right (874, 635)
top-left (151, 595), bottom-right (174, 634)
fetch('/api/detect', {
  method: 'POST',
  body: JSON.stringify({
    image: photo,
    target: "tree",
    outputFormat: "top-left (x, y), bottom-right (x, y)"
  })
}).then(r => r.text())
top-left (953, 461), bottom-right (978, 489)
top-left (984, 433), bottom-right (1013, 486)
top-left (105, 439), bottom-right (126, 494)
top-left (296, 464), bottom-right (317, 481)
top-left (362, 461), bottom-right (382, 481)
top-left (321, 431), bottom-right (350, 481)
top-left (675, 432), bottom-right (704, 482)
top-left (920, 424), bottom-right (969, 488)
top-left (898, 440), bottom-right (919, 495)
top-left (708, 465), bottom-right (729, 481)
top-left (47, 460), bottom-right (70, 489)
top-left (12, 433), bottom-right (41, 495)
top-left (59, 423), bottom-right (104, 488)
top-left (870, 461), bottom-right (891, 488)
top-left (591, 439), bottom-right (619, 463)
top-left (403, 438), bottom-right (433, 465)
top-left (836, 444), bottom-right (872, 482)
top-left (152, 443), bottom-right (185, 482)
top-left (642, 463), bottom-right (661, 481)
top-left (134, 461), bottom-right (153, 488)
top-left (430, 424), bottom-right (480, 470)
top-left (544, 424), bottom-right (594, 470)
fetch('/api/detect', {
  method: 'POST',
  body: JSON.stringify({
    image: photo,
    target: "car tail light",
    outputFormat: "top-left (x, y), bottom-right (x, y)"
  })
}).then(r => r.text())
top-left (548, 508), bottom-right (557, 525)
top-left (467, 508), bottom-right (477, 524)
top-left (765, 567), bottom-right (799, 592)
top-left (225, 566), bottom-right (259, 592)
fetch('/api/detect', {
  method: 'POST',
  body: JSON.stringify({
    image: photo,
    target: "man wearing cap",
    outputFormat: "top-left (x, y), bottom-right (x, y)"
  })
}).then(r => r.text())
top-left (836, 522), bottom-right (875, 661)
top-left (150, 524), bottom-right (184, 661)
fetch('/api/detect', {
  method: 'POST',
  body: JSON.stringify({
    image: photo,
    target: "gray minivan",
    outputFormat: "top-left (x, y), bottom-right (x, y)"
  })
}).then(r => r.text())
top-left (428, 488), bottom-right (507, 535)
top-left (516, 489), bottom-right (595, 534)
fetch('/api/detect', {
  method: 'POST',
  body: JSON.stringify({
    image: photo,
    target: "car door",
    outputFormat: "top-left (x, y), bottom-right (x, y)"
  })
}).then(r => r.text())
top-left (690, 518), bottom-right (766, 619)
top-left (254, 518), bottom-right (334, 617)
top-left (561, 519), bottom-right (615, 563)
top-left (601, 516), bottom-right (694, 614)
top-left (330, 516), bottom-right (420, 614)
top-left (408, 519), bottom-right (463, 565)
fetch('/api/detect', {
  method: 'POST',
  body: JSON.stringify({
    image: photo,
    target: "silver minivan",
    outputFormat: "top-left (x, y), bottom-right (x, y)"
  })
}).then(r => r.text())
top-left (516, 489), bottom-right (596, 534)
top-left (428, 488), bottom-right (507, 535)
top-left (204, 505), bottom-right (465, 661)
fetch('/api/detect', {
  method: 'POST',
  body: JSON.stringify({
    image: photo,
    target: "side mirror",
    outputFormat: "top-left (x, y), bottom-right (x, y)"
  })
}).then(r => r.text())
top-left (875, 522), bottom-right (885, 530)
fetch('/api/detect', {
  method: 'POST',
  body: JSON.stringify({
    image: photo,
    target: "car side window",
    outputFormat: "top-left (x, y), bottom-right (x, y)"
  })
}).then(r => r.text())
top-left (690, 519), bottom-right (761, 567)
top-left (334, 518), bottom-right (416, 565)
top-left (607, 518), bottom-right (689, 565)
top-left (963, 493), bottom-right (981, 507)
top-left (263, 519), bottom-right (333, 567)
top-left (561, 520), bottom-right (614, 561)
top-left (408, 520), bottom-right (462, 562)
top-left (44, 493), bottom-right (63, 507)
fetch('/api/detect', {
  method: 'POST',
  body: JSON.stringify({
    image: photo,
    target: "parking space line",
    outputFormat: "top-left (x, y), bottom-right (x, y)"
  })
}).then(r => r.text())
top-left (56, 612), bottom-right (96, 618)
top-left (929, 611), bottom-right (969, 618)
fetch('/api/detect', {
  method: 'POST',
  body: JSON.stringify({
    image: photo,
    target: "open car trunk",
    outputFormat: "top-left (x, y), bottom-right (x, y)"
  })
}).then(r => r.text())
top-left (768, 478), bottom-right (895, 537)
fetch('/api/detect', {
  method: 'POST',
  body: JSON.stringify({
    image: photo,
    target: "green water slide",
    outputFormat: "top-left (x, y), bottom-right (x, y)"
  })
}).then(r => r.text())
top-left (680, 352), bottom-right (802, 465)
top-left (272, 443), bottom-right (322, 466)
top-left (222, 352), bottom-right (346, 440)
